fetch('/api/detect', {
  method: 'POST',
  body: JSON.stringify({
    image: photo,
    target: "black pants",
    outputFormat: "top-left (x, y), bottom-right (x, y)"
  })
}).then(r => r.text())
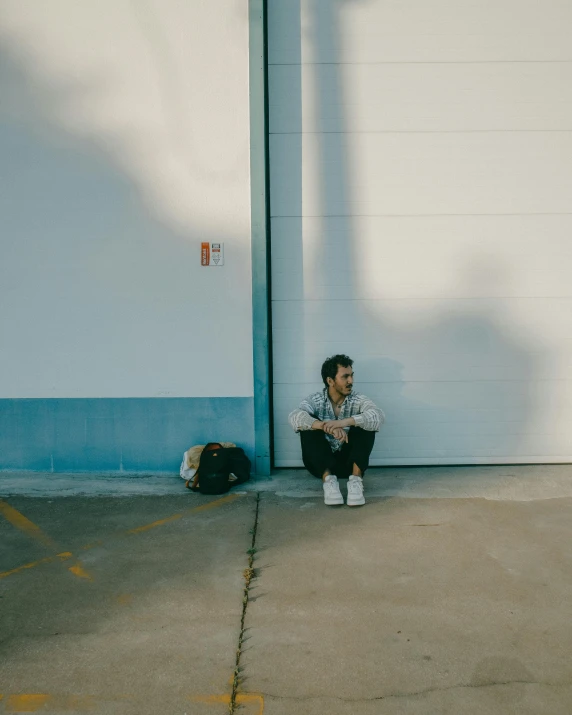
top-left (300, 427), bottom-right (375, 479)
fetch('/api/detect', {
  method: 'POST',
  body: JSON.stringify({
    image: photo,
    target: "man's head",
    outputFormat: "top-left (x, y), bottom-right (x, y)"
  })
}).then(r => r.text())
top-left (321, 354), bottom-right (354, 397)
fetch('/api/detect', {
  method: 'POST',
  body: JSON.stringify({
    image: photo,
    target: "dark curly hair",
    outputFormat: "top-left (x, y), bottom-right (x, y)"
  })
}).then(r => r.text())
top-left (321, 354), bottom-right (353, 387)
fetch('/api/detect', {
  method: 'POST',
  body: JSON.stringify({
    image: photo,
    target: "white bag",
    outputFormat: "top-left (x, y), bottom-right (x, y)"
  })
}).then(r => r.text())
top-left (179, 450), bottom-right (197, 480)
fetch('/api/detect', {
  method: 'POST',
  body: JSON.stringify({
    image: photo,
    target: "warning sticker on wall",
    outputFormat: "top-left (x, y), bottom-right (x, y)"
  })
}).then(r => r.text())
top-left (201, 242), bottom-right (224, 266)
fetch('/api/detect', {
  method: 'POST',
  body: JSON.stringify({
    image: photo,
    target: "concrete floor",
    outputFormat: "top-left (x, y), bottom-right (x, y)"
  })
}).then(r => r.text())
top-left (1, 466), bottom-right (572, 714)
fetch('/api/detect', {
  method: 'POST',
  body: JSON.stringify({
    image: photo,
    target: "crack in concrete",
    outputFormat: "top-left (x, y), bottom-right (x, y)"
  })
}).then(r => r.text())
top-left (229, 492), bottom-right (261, 714)
top-left (256, 679), bottom-right (572, 703)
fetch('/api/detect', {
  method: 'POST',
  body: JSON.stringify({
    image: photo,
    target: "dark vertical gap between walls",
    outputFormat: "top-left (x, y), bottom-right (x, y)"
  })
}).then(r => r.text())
top-left (262, 0), bottom-right (275, 469)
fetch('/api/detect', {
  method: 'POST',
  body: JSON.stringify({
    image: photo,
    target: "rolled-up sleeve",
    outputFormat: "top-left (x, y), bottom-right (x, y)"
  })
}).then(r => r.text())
top-left (288, 398), bottom-right (318, 432)
top-left (352, 397), bottom-right (385, 431)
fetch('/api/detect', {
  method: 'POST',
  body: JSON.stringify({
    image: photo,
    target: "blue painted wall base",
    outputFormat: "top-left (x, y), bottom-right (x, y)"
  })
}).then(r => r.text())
top-left (0, 398), bottom-right (255, 473)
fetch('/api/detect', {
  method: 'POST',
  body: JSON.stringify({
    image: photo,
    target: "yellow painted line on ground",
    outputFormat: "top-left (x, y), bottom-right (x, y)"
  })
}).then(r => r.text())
top-left (192, 493), bottom-right (240, 513)
top-left (127, 493), bottom-right (240, 534)
top-left (0, 501), bottom-right (55, 549)
top-left (127, 512), bottom-right (183, 534)
top-left (0, 552), bottom-right (72, 581)
top-left (0, 692), bottom-right (261, 713)
top-left (193, 692), bottom-right (264, 714)
top-left (193, 694), bottom-right (230, 705)
top-left (116, 593), bottom-right (133, 606)
top-left (0, 694), bottom-right (121, 712)
top-left (79, 541), bottom-right (103, 551)
top-left (67, 564), bottom-right (93, 580)
top-left (0, 500), bottom-right (93, 582)
top-left (0, 493), bottom-right (243, 581)
top-left (4, 693), bottom-right (51, 712)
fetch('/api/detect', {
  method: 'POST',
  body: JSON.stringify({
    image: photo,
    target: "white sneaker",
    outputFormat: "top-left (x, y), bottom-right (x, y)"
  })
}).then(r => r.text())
top-left (323, 475), bottom-right (344, 505)
top-left (347, 476), bottom-right (365, 506)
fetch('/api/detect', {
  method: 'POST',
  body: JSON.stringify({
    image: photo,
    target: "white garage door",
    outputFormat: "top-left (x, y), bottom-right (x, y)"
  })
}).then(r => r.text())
top-left (269, 0), bottom-right (572, 466)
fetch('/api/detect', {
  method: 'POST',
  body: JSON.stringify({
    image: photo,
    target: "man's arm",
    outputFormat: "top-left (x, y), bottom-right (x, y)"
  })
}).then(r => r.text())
top-left (289, 397), bottom-right (321, 432)
top-left (327, 424), bottom-right (349, 443)
top-left (351, 396), bottom-right (385, 431)
top-left (322, 417), bottom-right (356, 433)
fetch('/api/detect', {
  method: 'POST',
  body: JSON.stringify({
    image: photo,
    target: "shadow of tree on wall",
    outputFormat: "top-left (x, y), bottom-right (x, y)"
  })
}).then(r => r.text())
top-left (271, 0), bottom-right (540, 469)
top-left (0, 0), bottom-right (255, 471)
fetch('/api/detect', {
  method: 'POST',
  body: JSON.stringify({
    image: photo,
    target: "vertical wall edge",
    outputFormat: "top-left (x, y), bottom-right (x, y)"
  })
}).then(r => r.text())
top-left (249, 0), bottom-right (271, 475)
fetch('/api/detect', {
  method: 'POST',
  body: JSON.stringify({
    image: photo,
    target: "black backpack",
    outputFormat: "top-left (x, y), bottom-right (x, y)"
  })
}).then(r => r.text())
top-left (190, 443), bottom-right (251, 495)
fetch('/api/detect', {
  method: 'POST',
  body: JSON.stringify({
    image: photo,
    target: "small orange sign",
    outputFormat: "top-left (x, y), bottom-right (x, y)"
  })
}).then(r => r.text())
top-left (201, 242), bottom-right (210, 266)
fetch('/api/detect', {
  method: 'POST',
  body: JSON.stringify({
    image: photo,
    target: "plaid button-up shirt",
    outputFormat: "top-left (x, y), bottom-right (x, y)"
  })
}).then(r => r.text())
top-left (289, 389), bottom-right (385, 452)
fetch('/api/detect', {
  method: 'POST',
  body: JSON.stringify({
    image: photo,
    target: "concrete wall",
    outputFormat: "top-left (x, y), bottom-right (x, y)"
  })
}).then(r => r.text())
top-left (0, 0), bottom-right (255, 470)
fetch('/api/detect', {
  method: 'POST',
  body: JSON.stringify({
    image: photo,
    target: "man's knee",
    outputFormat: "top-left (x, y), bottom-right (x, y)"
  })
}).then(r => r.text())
top-left (300, 429), bottom-right (333, 478)
top-left (300, 429), bottom-right (329, 446)
top-left (348, 426), bottom-right (375, 446)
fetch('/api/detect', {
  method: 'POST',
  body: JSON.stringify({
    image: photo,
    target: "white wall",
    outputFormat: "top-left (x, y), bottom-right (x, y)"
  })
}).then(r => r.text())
top-left (0, 0), bottom-right (253, 398)
top-left (270, 0), bottom-right (572, 465)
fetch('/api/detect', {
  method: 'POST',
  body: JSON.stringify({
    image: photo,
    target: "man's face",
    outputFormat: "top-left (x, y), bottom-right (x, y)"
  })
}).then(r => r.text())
top-left (330, 365), bottom-right (354, 396)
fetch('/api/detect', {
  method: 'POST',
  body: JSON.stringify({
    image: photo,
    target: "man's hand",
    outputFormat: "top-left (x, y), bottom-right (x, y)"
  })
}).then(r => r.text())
top-left (332, 427), bottom-right (348, 443)
top-left (322, 421), bottom-right (348, 443)
top-left (321, 420), bottom-right (339, 435)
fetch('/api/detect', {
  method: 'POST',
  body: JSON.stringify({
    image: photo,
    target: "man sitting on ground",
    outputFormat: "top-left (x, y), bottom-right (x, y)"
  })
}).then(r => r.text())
top-left (289, 354), bottom-right (385, 506)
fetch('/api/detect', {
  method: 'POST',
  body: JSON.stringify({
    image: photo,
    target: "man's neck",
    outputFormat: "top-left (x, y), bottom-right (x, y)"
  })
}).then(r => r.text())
top-left (327, 387), bottom-right (345, 407)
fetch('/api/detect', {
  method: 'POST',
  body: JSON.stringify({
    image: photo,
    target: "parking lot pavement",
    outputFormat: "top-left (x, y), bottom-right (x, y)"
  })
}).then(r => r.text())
top-left (243, 493), bottom-right (572, 715)
top-left (0, 492), bottom-right (257, 714)
top-left (2, 466), bottom-right (572, 715)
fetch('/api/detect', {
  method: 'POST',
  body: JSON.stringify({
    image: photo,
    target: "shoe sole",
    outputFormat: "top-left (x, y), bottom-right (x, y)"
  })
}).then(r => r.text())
top-left (324, 496), bottom-right (344, 506)
top-left (347, 497), bottom-right (366, 506)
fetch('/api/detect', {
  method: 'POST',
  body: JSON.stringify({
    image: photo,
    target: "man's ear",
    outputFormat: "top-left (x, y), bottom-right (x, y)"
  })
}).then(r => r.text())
top-left (326, 376), bottom-right (334, 387)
